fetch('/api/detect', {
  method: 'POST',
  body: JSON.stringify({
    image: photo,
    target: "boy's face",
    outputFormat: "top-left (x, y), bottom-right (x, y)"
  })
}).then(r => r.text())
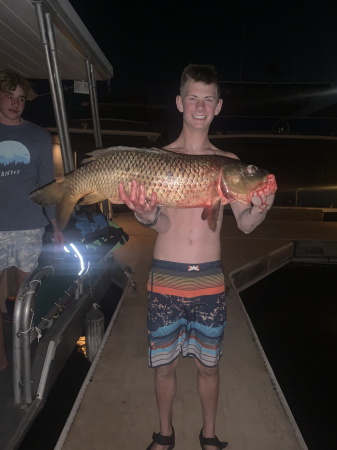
top-left (0, 85), bottom-right (26, 125)
top-left (176, 80), bottom-right (223, 130)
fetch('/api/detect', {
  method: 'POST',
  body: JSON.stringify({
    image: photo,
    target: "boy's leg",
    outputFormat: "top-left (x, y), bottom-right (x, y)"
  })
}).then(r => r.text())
top-left (4, 268), bottom-right (29, 319)
top-left (15, 267), bottom-right (29, 291)
top-left (148, 358), bottom-right (178, 449)
top-left (154, 358), bottom-right (178, 436)
top-left (194, 358), bottom-right (220, 440)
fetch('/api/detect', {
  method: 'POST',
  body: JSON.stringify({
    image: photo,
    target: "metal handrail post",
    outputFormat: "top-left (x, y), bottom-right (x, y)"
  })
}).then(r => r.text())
top-left (33, 2), bottom-right (74, 174)
top-left (33, 2), bottom-right (66, 166)
top-left (19, 266), bottom-right (54, 404)
top-left (12, 283), bottom-right (28, 404)
top-left (36, 340), bottom-right (56, 401)
top-left (45, 12), bottom-right (74, 173)
top-left (85, 58), bottom-right (103, 149)
top-left (295, 187), bottom-right (302, 207)
top-left (21, 286), bottom-right (39, 405)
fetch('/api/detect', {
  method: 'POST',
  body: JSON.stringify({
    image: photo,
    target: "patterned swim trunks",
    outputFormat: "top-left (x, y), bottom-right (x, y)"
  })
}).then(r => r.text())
top-left (0, 228), bottom-right (45, 272)
top-left (147, 259), bottom-right (227, 368)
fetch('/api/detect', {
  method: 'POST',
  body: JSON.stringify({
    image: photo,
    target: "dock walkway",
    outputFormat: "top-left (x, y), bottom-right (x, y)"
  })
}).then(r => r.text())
top-left (56, 212), bottom-right (337, 450)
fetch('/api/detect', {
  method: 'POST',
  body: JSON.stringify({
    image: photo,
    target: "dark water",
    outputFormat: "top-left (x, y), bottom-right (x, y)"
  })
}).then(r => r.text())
top-left (18, 282), bottom-right (123, 450)
top-left (240, 262), bottom-right (337, 450)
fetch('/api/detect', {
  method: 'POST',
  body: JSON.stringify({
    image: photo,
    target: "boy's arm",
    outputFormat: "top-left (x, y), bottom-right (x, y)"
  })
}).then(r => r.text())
top-left (230, 174), bottom-right (277, 234)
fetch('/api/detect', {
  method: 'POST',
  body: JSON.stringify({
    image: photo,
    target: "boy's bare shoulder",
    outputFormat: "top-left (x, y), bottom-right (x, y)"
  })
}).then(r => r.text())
top-left (163, 141), bottom-right (184, 153)
top-left (212, 148), bottom-right (239, 160)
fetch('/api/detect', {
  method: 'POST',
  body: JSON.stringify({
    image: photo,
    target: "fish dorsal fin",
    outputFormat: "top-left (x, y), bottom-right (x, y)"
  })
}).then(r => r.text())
top-left (81, 146), bottom-right (170, 165)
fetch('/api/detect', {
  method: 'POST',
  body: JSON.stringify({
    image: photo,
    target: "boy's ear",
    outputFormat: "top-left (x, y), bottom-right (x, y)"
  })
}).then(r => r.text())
top-left (176, 95), bottom-right (183, 112)
top-left (215, 98), bottom-right (223, 116)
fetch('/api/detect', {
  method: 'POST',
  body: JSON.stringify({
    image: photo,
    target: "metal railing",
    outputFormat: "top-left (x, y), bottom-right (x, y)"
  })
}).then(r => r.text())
top-left (12, 258), bottom-right (84, 404)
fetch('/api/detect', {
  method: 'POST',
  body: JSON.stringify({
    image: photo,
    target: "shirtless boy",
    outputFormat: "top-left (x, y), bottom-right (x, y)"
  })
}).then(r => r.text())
top-left (118, 64), bottom-right (276, 450)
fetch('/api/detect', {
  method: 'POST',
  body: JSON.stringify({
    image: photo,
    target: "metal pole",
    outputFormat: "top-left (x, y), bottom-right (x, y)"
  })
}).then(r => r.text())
top-left (13, 264), bottom-right (55, 405)
top-left (85, 58), bottom-right (103, 149)
top-left (34, 2), bottom-right (65, 160)
top-left (12, 283), bottom-right (26, 404)
top-left (45, 12), bottom-right (74, 172)
top-left (33, 2), bottom-right (74, 174)
top-left (36, 341), bottom-right (56, 401)
top-left (21, 287), bottom-right (38, 405)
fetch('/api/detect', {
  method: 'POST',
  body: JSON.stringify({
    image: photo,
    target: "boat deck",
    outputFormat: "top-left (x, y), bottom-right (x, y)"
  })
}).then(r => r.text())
top-left (54, 211), bottom-right (337, 450)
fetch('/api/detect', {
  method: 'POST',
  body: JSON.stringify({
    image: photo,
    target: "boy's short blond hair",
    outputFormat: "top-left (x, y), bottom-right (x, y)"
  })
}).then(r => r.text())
top-left (0, 69), bottom-right (36, 100)
top-left (180, 64), bottom-right (221, 100)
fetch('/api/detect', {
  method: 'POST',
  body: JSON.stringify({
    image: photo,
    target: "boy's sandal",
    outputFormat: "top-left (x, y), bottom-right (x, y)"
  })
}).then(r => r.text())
top-left (199, 428), bottom-right (228, 449)
top-left (146, 427), bottom-right (175, 450)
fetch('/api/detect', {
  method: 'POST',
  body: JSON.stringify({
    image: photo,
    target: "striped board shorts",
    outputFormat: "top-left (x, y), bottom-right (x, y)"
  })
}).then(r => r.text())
top-left (147, 259), bottom-right (227, 368)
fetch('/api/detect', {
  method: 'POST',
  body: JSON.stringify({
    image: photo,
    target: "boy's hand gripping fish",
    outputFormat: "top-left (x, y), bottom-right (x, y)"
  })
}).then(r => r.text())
top-left (30, 146), bottom-right (276, 231)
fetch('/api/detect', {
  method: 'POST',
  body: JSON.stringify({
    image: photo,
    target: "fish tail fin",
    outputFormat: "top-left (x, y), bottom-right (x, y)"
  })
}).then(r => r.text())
top-left (30, 180), bottom-right (76, 230)
top-left (202, 199), bottom-right (221, 232)
top-left (30, 180), bottom-right (64, 206)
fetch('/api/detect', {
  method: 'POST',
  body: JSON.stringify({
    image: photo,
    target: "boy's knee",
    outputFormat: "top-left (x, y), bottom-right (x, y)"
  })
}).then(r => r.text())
top-left (194, 358), bottom-right (219, 376)
top-left (155, 358), bottom-right (179, 377)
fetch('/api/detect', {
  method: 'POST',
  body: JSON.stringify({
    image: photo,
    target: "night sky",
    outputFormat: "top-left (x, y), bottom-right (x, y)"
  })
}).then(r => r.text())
top-left (68, 0), bottom-right (337, 104)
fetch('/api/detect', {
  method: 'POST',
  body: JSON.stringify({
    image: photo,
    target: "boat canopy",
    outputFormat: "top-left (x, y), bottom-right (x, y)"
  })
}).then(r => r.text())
top-left (0, 0), bottom-right (113, 170)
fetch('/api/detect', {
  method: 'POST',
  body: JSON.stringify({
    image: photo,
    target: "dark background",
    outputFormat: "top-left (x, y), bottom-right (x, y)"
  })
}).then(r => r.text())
top-left (68, 0), bottom-right (337, 102)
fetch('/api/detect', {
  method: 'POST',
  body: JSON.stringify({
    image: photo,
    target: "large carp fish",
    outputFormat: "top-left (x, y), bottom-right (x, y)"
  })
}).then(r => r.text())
top-left (30, 146), bottom-right (270, 231)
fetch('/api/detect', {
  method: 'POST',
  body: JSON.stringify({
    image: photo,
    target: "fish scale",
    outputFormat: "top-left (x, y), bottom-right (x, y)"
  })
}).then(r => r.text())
top-left (30, 146), bottom-right (269, 231)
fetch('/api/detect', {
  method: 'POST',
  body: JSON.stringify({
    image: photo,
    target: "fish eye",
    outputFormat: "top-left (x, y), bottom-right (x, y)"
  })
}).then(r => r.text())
top-left (247, 165), bottom-right (257, 174)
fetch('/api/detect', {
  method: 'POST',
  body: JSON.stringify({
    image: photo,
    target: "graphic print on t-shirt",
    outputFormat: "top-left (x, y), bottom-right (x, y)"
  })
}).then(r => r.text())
top-left (0, 140), bottom-right (30, 176)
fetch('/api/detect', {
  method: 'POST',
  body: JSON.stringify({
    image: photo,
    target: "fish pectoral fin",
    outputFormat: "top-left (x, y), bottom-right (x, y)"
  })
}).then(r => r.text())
top-left (201, 206), bottom-right (210, 221)
top-left (79, 192), bottom-right (106, 205)
top-left (56, 198), bottom-right (77, 231)
top-left (201, 200), bottom-right (221, 232)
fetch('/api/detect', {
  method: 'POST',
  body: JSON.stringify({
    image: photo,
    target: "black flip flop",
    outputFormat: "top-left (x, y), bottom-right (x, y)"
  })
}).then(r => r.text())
top-left (146, 427), bottom-right (175, 450)
top-left (199, 428), bottom-right (228, 449)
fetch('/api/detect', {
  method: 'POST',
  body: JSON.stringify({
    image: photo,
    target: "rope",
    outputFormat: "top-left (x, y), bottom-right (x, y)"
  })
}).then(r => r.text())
top-left (41, 265), bottom-right (55, 274)
top-left (34, 327), bottom-right (42, 342)
top-left (20, 309), bottom-right (35, 335)
top-left (28, 279), bottom-right (42, 286)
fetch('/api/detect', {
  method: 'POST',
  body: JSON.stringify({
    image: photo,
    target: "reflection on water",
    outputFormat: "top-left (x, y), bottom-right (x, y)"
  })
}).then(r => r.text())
top-left (240, 262), bottom-right (337, 450)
